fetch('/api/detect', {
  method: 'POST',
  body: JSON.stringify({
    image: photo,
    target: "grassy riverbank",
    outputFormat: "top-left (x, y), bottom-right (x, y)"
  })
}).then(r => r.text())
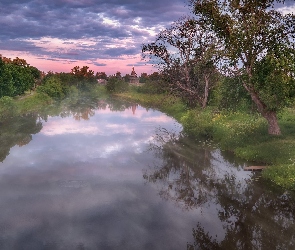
top-left (117, 90), bottom-right (295, 190)
top-left (0, 85), bottom-right (107, 118)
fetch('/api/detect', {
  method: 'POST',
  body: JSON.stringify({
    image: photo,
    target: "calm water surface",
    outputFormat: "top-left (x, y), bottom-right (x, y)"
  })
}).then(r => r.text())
top-left (0, 98), bottom-right (294, 250)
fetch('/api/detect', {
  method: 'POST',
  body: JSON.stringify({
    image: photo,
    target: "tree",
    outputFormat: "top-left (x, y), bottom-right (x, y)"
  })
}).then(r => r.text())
top-left (115, 71), bottom-right (122, 79)
top-left (191, 0), bottom-right (295, 135)
top-left (142, 16), bottom-right (219, 108)
top-left (123, 74), bottom-right (130, 82)
top-left (0, 57), bottom-right (14, 97)
top-left (139, 72), bottom-right (148, 83)
top-left (96, 72), bottom-right (108, 80)
top-left (70, 66), bottom-right (96, 86)
top-left (105, 76), bottom-right (128, 93)
top-left (0, 56), bottom-right (37, 97)
top-left (12, 57), bottom-right (29, 67)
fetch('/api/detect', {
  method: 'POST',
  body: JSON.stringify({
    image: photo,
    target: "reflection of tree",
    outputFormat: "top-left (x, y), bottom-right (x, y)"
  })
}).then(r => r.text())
top-left (59, 97), bottom-right (137, 120)
top-left (106, 98), bottom-right (135, 112)
top-left (0, 114), bottom-right (43, 162)
top-left (145, 128), bottom-right (295, 249)
top-left (144, 128), bottom-right (213, 209)
top-left (0, 96), bottom-right (139, 163)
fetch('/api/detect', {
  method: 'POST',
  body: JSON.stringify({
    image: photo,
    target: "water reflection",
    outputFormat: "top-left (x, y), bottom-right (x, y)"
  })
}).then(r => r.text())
top-left (145, 128), bottom-right (295, 249)
top-left (0, 114), bottom-right (43, 162)
top-left (0, 97), bottom-right (140, 162)
top-left (0, 97), bottom-right (295, 249)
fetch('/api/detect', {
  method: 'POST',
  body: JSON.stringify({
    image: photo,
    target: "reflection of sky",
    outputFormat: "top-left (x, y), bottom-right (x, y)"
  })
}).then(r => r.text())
top-left (0, 105), bottom-right (198, 249)
top-left (0, 104), bottom-right (292, 249)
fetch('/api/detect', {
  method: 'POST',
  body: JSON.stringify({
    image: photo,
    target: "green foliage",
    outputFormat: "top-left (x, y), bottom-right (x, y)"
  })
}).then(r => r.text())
top-left (192, 0), bottom-right (295, 134)
top-left (37, 76), bottom-right (69, 99)
top-left (8, 64), bottom-right (35, 96)
top-left (0, 57), bottom-right (36, 97)
top-left (71, 65), bottom-right (97, 85)
top-left (105, 77), bottom-right (129, 93)
top-left (181, 109), bottom-right (214, 137)
top-left (28, 66), bottom-right (41, 80)
top-left (212, 76), bottom-right (252, 111)
top-left (0, 96), bottom-right (16, 118)
top-left (253, 52), bottom-right (295, 111)
top-left (0, 60), bottom-right (14, 97)
top-left (17, 92), bottom-right (53, 113)
top-left (136, 80), bottom-right (168, 94)
top-left (142, 17), bottom-right (218, 108)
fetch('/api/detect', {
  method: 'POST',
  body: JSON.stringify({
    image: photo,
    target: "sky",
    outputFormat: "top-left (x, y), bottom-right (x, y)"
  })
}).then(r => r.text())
top-left (0, 0), bottom-right (294, 76)
top-left (0, 0), bottom-right (189, 75)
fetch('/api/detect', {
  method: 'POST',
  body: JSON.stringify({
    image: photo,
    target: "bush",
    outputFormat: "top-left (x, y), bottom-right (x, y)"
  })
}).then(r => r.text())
top-left (105, 77), bottom-right (129, 93)
top-left (17, 92), bottom-right (52, 113)
top-left (37, 76), bottom-right (69, 99)
top-left (181, 109), bottom-right (214, 137)
top-left (212, 76), bottom-right (252, 111)
top-left (136, 80), bottom-right (168, 94)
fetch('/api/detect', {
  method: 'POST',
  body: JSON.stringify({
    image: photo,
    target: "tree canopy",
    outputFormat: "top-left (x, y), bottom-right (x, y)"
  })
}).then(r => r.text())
top-left (191, 0), bottom-right (295, 134)
top-left (142, 17), bottom-right (220, 107)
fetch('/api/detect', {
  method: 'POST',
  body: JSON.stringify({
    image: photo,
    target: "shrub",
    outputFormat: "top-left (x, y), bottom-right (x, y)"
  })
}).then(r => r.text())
top-left (37, 76), bottom-right (69, 99)
top-left (181, 109), bottom-right (214, 137)
top-left (105, 77), bottom-right (129, 93)
top-left (136, 80), bottom-right (168, 94)
top-left (212, 76), bottom-right (252, 111)
top-left (17, 93), bottom-right (52, 113)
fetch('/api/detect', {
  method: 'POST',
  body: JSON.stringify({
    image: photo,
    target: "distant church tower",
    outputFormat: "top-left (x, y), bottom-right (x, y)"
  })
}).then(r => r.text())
top-left (129, 67), bottom-right (139, 85)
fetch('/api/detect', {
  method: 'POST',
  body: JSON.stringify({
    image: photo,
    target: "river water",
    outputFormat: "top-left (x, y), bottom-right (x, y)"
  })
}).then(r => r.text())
top-left (0, 97), bottom-right (294, 249)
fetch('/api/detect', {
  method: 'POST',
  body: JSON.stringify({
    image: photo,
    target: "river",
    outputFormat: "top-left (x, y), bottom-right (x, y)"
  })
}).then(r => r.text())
top-left (0, 97), bottom-right (294, 249)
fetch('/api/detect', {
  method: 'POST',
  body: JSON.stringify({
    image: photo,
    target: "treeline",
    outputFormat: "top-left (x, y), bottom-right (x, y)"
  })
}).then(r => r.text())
top-left (104, 71), bottom-right (162, 93)
top-left (0, 56), bottom-right (99, 99)
top-left (0, 54), bottom-right (161, 100)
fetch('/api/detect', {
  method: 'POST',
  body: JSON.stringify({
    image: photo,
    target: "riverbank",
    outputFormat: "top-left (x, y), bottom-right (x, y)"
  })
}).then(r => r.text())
top-left (0, 85), bottom-right (107, 119)
top-left (116, 90), bottom-right (295, 190)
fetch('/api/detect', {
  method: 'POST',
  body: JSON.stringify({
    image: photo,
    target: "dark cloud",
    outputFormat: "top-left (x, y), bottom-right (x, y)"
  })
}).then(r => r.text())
top-left (0, 0), bottom-right (188, 63)
top-left (93, 62), bottom-right (107, 66)
top-left (1, 0), bottom-right (293, 67)
top-left (126, 61), bottom-right (153, 67)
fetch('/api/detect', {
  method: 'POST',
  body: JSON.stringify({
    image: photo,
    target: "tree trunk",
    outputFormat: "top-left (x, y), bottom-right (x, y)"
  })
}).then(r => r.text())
top-left (202, 75), bottom-right (209, 108)
top-left (243, 83), bottom-right (281, 135)
top-left (263, 111), bottom-right (281, 135)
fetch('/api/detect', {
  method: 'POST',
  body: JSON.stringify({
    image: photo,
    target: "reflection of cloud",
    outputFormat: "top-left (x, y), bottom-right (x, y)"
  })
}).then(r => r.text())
top-left (42, 120), bottom-right (101, 136)
top-left (142, 115), bottom-right (174, 123)
top-left (38, 105), bottom-right (181, 164)
top-left (105, 124), bottom-right (135, 134)
top-left (99, 143), bottom-right (123, 158)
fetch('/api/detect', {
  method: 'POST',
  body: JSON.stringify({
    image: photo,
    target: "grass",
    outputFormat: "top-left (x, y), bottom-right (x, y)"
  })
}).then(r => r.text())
top-left (117, 89), bottom-right (295, 190)
top-left (116, 91), bottom-right (188, 121)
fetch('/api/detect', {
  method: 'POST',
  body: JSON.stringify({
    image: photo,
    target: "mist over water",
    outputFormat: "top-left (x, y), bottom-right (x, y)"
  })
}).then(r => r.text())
top-left (0, 98), bottom-right (294, 250)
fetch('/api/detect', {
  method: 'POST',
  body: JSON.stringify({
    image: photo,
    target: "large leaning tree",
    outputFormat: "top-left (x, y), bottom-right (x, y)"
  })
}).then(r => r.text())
top-left (191, 0), bottom-right (295, 135)
top-left (142, 17), bottom-right (220, 108)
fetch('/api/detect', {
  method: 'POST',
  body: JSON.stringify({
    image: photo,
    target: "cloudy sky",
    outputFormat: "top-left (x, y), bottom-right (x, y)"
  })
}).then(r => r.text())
top-left (0, 0), bottom-right (294, 75)
top-left (0, 0), bottom-right (190, 75)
